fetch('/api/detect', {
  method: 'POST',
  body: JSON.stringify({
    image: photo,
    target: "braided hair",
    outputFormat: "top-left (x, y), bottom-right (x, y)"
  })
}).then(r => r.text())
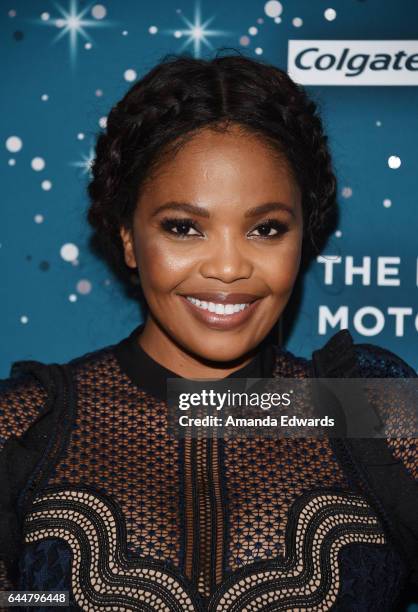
top-left (87, 51), bottom-right (338, 298)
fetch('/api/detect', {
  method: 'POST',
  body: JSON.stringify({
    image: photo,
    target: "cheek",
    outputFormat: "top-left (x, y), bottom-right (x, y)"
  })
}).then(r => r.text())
top-left (135, 235), bottom-right (191, 291)
top-left (263, 236), bottom-right (302, 296)
top-left (134, 226), bottom-right (302, 298)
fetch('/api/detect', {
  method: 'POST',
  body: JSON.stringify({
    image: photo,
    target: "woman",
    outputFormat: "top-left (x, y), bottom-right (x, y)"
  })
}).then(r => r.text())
top-left (0, 53), bottom-right (416, 611)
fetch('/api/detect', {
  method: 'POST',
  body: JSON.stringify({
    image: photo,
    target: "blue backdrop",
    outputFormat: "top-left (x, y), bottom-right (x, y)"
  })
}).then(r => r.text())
top-left (1, 1), bottom-right (418, 608)
top-left (1, 0), bottom-right (417, 375)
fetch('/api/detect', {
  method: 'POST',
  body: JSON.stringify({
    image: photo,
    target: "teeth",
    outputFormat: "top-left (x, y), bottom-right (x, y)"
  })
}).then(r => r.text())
top-left (185, 297), bottom-right (251, 315)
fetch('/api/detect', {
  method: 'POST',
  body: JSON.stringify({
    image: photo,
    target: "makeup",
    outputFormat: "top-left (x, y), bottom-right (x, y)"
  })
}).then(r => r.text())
top-left (179, 294), bottom-right (263, 330)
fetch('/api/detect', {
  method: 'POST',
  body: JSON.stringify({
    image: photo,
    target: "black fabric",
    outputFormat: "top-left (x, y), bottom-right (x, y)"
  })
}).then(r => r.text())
top-left (1, 325), bottom-right (416, 609)
top-left (0, 362), bottom-right (74, 584)
top-left (113, 322), bottom-right (277, 400)
top-left (311, 329), bottom-right (418, 587)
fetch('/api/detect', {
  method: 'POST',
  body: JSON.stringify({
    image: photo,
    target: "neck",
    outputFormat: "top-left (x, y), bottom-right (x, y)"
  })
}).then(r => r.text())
top-left (137, 315), bottom-right (260, 379)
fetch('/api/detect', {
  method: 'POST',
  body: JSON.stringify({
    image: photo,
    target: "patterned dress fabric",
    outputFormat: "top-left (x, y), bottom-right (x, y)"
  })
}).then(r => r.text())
top-left (0, 323), bottom-right (416, 611)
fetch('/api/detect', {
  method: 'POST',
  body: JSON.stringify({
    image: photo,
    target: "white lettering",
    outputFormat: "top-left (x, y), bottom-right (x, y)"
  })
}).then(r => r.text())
top-left (317, 255), bottom-right (342, 285)
top-left (387, 307), bottom-right (413, 336)
top-left (319, 305), bottom-right (349, 334)
top-left (377, 257), bottom-right (401, 286)
top-left (353, 306), bottom-right (385, 336)
top-left (345, 256), bottom-right (371, 286)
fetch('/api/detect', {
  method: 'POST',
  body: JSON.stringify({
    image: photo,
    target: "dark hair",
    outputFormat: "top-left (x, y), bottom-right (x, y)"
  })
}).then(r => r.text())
top-left (87, 51), bottom-right (338, 298)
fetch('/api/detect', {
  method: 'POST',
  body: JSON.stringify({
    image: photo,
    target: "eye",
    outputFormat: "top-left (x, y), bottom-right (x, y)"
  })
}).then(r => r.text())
top-left (160, 217), bottom-right (202, 238)
top-left (248, 219), bottom-right (289, 239)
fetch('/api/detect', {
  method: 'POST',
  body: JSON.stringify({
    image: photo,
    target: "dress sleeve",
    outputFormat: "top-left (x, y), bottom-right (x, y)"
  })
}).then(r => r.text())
top-left (354, 343), bottom-right (417, 481)
top-left (0, 370), bottom-right (49, 593)
top-left (0, 371), bottom-right (48, 453)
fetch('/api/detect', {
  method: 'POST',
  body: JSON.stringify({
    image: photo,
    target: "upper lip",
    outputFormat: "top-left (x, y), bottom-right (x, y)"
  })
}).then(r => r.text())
top-left (180, 292), bottom-right (261, 304)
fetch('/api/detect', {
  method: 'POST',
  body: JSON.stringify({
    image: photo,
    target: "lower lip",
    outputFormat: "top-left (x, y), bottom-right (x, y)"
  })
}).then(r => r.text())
top-left (179, 296), bottom-right (263, 330)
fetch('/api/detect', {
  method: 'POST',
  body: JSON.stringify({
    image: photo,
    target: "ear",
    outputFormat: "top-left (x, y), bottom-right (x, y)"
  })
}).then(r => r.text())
top-left (119, 226), bottom-right (137, 268)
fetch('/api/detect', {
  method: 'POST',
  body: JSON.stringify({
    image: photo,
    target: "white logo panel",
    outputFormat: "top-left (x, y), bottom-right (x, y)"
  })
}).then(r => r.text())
top-left (288, 40), bottom-right (418, 85)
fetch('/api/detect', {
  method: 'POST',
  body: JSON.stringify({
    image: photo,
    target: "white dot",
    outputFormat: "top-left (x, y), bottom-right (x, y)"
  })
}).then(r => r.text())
top-left (239, 35), bottom-right (250, 46)
top-left (77, 132), bottom-right (85, 140)
top-left (95, 88), bottom-right (103, 97)
top-left (264, 1), bottom-right (283, 18)
top-left (342, 186), bottom-right (353, 199)
top-left (91, 4), bottom-right (107, 19)
top-left (8, 159), bottom-right (16, 166)
top-left (41, 180), bottom-right (52, 191)
top-left (76, 279), bottom-right (92, 294)
top-left (255, 47), bottom-right (263, 55)
top-left (34, 214), bottom-right (44, 223)
top-left (149, 25), bottom-right (158, 34)
top-left (249, 26), bottom-right (258, 35)
top-left (8, 9), bottom-right (17, 18)
top-left (174, 30), bottom-right (182, 38)
top-left (61, 243), bottom-right (79, 262)
top-left (388, 155), bottom-right (401, 169)
top-left (293, 17), bottom-right (303, 27)
top-left (41, 12), bottom-right (50, 21)
top-left (122, 30), bottom-right (128, 36)
top-left (376, 120), bottom-right (382, 127)
top-left (85, 42), bottom-right (92, 50)
top-left (324, 8), bottom-right (337, 21)
top-left (6, 136), bottom-right (22, 153)
top-left (124, 69), bottom-right (137, 82)
top-left (20, 315), bottom-right (29, 324)
top-left (99, 116), bottom-right (107, 129)
top-left (41, 94), bottom-right (49, 101)
top-left (56, 18), bottom-right (66, 28)
top-left (383, 199), bottom-right (392, 208)
top-left (69, 294), bottom-right (78, 302)
top-left (274, 16), bottom-right (282, 23)
top-left (31, 157), bottom-right (45, 171)
top-left (104, 278), bottom-right (111, 286)
top-left (335, 230), bottom-right (342, 238)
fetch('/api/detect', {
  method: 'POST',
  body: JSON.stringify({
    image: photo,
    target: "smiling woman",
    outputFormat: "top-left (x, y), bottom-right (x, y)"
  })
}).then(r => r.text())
top-left (116, 124), bottom-right (303, 373)
top-left (0, 52), bottom-right (417, 611)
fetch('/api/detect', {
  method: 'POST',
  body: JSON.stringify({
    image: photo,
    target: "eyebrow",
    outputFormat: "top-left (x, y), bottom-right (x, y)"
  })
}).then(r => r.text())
top-left (151, 201), bottom-right (295, 219)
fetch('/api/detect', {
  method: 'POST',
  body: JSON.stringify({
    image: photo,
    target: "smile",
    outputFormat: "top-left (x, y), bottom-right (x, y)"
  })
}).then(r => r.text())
top-left (186, 296), bottom-right (250, 315)
top-left (179, 295), bottom-right (262, 331)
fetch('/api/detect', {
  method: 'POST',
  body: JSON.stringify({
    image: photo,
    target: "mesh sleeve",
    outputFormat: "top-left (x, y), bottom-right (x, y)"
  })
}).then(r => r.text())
top-left (0, 370), bottom-right (49, 596)
top-left (0, 558), bottom-right (14, 601)
top-left (0, 371), bottom-right (48, 453)
top-left (355, 343), bottom-right (418, 481)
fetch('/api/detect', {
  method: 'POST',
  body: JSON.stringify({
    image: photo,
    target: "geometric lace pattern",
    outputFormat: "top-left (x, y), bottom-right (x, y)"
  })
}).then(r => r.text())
top-left (24, 486), bottom-right (386, 611)
top-left (1, 330), bottom-right (416, 609)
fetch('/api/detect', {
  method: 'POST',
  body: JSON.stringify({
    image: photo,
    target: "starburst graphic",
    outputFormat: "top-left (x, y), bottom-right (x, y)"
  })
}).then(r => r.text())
top-left (69, 146), bottom-right (95, 177)
top-left (166, 2), bottom-right (232, 57)
top-left (34, 0), bottom-right (114, 67)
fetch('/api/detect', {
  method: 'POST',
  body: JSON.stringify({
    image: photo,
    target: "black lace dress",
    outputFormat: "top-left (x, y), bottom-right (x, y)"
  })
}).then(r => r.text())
top-left (0, 323), bottom-right (416, 611)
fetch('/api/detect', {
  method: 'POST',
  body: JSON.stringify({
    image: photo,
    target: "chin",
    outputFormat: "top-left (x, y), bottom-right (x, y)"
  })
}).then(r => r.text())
top-left (182, 336), bottom-right (254, 365)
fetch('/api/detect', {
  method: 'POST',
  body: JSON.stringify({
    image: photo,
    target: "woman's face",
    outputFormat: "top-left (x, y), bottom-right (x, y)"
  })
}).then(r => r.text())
top-left (120, 124), bottom-right (303, 366)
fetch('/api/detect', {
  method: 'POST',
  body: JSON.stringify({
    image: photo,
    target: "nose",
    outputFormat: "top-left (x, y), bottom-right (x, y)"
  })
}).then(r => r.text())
top-left (199, 232), bottom-right (253, 283)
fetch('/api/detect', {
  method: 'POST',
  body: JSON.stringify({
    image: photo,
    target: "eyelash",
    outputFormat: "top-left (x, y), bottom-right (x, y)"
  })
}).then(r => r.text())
top-left (159, 217), bottom-right (289, 240)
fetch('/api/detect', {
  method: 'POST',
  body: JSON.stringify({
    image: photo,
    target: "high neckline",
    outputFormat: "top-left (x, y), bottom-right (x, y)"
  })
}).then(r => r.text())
top-left (112, 323), bottom-right (277, 401)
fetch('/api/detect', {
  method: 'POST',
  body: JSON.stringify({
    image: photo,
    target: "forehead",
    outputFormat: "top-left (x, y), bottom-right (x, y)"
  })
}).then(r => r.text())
top-left (138, 126), bottom-right (301, 211)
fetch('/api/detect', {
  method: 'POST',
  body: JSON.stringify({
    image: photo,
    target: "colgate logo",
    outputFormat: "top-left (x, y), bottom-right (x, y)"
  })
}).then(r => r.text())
top-left (288, 40), bottom-right (418, 85)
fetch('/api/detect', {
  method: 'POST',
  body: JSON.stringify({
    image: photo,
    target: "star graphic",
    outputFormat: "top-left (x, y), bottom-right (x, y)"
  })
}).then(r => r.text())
top-left (33, 0), bottom-right (114, 67)
top-left (69, 146), bottom-right (95, 177)
top-left (165, 1), bottom-right (232, 58)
